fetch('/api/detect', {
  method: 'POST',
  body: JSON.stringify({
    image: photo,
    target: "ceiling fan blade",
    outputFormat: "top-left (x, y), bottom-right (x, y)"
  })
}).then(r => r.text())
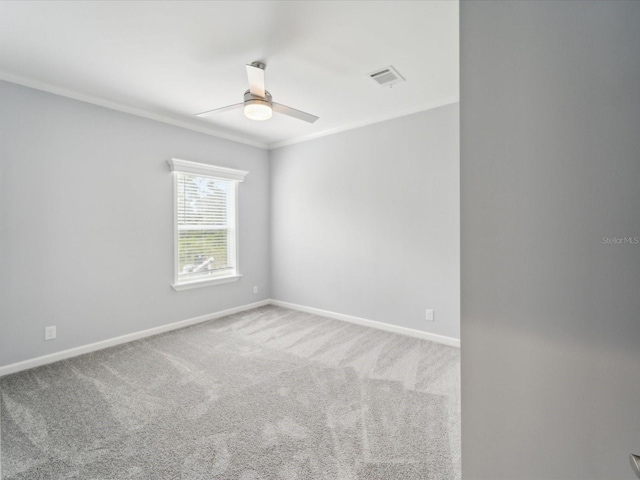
top-left (195, 103), bottom-right (243, 117)
top-left (272, 102), bottom-right (319, 123)
top-left (246, 63), bottom-right (266, 98)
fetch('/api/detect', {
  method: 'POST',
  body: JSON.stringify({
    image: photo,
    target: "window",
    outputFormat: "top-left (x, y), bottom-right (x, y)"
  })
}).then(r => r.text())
top-left (168, 158), bottom-right (248, 290)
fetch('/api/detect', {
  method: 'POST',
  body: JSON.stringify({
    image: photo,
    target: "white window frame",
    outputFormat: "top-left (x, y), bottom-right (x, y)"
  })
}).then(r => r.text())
top-left (168, 158), bottom-right (248, 291)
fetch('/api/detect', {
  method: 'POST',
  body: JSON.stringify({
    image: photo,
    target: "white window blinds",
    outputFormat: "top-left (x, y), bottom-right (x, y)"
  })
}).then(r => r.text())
top-left (176, 172), bottom-right (236, 283)
top-left (168, 159), bottom-right (248, 289)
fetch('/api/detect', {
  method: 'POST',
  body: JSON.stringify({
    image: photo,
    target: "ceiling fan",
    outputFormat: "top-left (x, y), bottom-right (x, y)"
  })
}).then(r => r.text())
top-left (196, 62), bottom-right (319, 124)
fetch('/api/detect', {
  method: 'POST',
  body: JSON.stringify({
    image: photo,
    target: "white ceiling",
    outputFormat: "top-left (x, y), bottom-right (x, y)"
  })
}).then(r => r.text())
top-left (0, 1), bottom-right (458, 149)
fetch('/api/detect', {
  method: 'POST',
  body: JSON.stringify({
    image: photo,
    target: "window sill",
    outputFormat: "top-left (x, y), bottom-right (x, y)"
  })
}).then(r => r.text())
top-left (172, 274), bottom-right (242, 291)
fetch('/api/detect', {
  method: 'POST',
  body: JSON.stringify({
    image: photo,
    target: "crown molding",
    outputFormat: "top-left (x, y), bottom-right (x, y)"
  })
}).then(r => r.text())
top-left (267, 96), bottom-right (460, 150)
top-left (0, 72), bottom-right (269, 150)
top-left (1, 72), bottom-right (458, 152)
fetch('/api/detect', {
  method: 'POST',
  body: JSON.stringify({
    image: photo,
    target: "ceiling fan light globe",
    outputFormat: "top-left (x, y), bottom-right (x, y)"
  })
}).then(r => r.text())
top-left (244, 100), bottom-right (272, 121)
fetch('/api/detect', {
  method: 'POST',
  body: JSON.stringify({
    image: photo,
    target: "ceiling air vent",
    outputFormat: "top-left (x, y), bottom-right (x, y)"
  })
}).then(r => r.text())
top-left (368, 65), bottom-right (405, 87)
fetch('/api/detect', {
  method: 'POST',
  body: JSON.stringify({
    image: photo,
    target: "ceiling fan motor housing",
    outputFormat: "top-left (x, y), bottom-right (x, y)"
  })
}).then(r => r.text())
top-left (244, 89), bottom-right (272, 106)
top-left (243, 90), bottom-right (272, 121)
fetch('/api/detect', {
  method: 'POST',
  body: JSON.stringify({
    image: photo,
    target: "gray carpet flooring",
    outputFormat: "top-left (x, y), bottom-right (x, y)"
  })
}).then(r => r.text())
top-left (1, 305), bottom-right (460, 479)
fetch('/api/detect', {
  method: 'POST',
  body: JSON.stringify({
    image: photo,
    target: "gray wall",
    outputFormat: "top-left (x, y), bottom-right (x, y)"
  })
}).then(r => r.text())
top-left (461, 2), bottom-right (640, 479)
top-left (270, 104), bottom-right (460, 339)
top-left (0, 81), bottom-right (270, 366)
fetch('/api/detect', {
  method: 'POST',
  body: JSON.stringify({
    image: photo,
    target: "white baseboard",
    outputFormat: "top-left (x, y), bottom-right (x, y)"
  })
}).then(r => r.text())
top-left (0, 299), bottom-right (270, 377)
top-left (0, 298), bottom-right (459, 377)
top-left (269, 299), bottom-right (460, 348)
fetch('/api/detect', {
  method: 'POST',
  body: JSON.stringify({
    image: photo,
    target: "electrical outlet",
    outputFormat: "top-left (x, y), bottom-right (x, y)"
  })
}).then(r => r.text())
top-left (426, 309), bottom-right (435, 322)
top-left (253, 286), bottom-right (258, 294)
top-left (45, 326), bottom-right (57, 340)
